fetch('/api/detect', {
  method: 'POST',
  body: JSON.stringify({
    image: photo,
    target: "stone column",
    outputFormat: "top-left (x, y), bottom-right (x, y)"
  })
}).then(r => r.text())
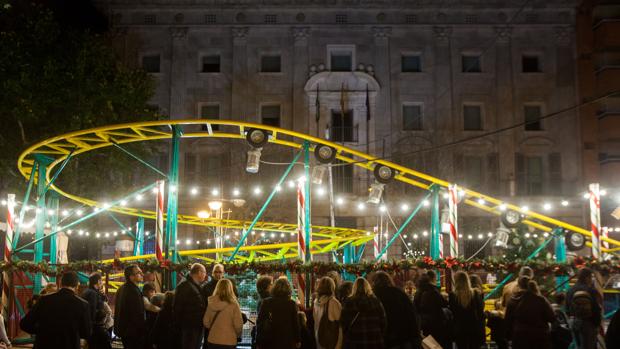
top-left (169, 27), bottom-right (188, 119)
top-left (372, 26), bottom-right (392, 158)
top-left (432, 26), bottom-right (453, 179)
top-left (292, 27), bottom-right (310, 133)
top-left (494, 26), bottom-right (515, 196)
top-left (231, 27), bottom-right (249, 120)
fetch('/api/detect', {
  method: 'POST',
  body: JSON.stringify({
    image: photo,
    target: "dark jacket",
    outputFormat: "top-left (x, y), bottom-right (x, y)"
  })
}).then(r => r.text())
top-left (341, 294), bottom-right (387, 349)
top-left (82, 287), bottom-right (105, 325)
top-left (174, 275), bottom-right (207, 329)
top-left (505, 290), bottom-right (555, 349)
top-left (151, 298), bottom-right (178, 349)
top-left (448, 290), bottom-right (485, 347)
top-left (20, 288), bottom-right (92, 349)
top-left (114, 281), bottom-right (146, 339)
top-left (566, 283), bottom-right (602, 326)
top-left (414, 283), bottom-right (448, 347)
top-left (375, 285), bottom-right (422, 349)
top-left (605, 309), bottom-right (620, 349)
top-left (256, 296), bottom-right (301, 349)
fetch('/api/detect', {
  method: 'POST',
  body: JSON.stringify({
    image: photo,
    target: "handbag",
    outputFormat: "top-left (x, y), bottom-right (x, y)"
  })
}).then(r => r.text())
top-left (422, 335), bottom-right (443, 349)
top-left (318, 299), bottom-right (340, 349)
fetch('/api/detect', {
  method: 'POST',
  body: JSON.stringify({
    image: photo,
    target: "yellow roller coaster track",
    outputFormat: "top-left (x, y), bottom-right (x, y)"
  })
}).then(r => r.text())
top-left (16, 119), bottom-right (620, 261)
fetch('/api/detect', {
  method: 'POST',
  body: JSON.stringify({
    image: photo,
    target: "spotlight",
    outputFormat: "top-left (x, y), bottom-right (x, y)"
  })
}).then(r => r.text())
top-left (47, 209), bottom-right (54, 215)
top-left (119, 200), bottom-right (127, 206)
top-left (498, 204), bottom-right (507, 211)
top-left (316, 187), bottom-right (326, 196)
top-left (186, 239), bottom-right (191, 245)
top-left (379, 205), bottom-right (387, 212)
top-left (422, 200), bottom-right (430, 207)
top-left (336, 197), bottom-right (344, 205)
top-left (367, 182), bottom-right (385, 204)
top-left (477, 198), bottom-right (486, 205)
top-left (601, 189), bottom-right (607, 196)
top-left (543, 203), bottom-right (552, 211)
top-left (211, 188), bottom-right (220, 196)
top-left (208, 201), bottom-right (223, 211)
top-left (357, 202), bottom-right (366, 211)
top-left (0, 200), bottom-right (6, 206)
top-left (561, 200), bottom-right (569, 207)
top-left (253, 186), bottom-right (262, 195)
top-left (232, 188), bottom-right (240, 196)
top-left (467, 235), bottom-right (473, 240)
top-left (314, 144), bottom-right (336, 163)
top-left (287, 180), bottom-right (296, 188)
top-left (197, 210), bottom-right (210, 219)
top-left (583, 193), bottom-right (590, 199)
top-left (105, 232), bottom-right (110, 238)
top-left (275, 185), bottom-right (282, 192)
top-left (190, 187), bottom-right (199, 195)
top-left (520, 205), bottom-right (529, 212)
top-left (136, 194), bottom-right (143, 201)
top-left (169, 185), bottom-right (177, 193)
top-left (422, 231), bottom-right (428, 237)
top-left (61, 210), bottom-right (69, 217)
top-left (478, 234), bottom-right (483, 240)
top-left (152, 187), bottom-right (158, 194)
top-left (246, 148), bottom-right (262, 173)
top-left (401, 203), bottom-right (409, 212)
top-left (311, 166), bottom-right (327, 185)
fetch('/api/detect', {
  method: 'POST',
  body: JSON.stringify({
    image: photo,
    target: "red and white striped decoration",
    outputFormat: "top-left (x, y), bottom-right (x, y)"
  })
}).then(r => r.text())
top-left (589, 183), bottom-right (601, 260)
top-left (373, 226), bottom-right (380, 259)
top-left (297, 181), bottom-right (310, 262)
top-left (439, 233), bottom-right (444, 259)
top-left (4, 194), bottom-right (15, 262)
top-left (155, 180), bottom-right (165, 262)
top-left (448, 185), bottom-right (459, 257)
top-left (602, 227), bottom-right (610, 259)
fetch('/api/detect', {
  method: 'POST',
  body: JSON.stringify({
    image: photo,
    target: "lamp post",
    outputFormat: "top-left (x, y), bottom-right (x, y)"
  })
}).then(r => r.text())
top-left (208, 200), bottom-right (223, 260)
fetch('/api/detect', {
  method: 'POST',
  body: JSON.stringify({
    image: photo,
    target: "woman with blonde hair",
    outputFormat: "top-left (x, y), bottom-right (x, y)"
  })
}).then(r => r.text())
top-left (313, 276), bottom-right (343, 349)
top-left (203, 278), bottom-right (243, 349)
top-left (448, 271), bottom-right (485, 349)
top-left (341, 277), bottom-right (386, 349)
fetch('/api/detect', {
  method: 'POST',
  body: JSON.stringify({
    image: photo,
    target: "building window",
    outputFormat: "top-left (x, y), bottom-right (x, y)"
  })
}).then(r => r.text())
top-left (526, 13), bottom-right (538, 23)
top-left (142, 55), bottom-right (160, 73)
top-left (200, 105), bottom-right (220, 131)
top-left (260, 55), bottom-right (281, 73)
top-left (465, 14), bottom-right (478, 24)
top-left (144, 14), bottom-right (156, 24)
top-left (405, 14), bottom-right (417, 24)
top-left (549, 153), bottom-right (562, 195)
top-left (261, 105), bottom-right (281, 127)
top-left (462, 55), bottom-right (481, 72)
top-left (333, 159), bottom-right (353, 193)
top-left (331, 110), bottom-right (356, 142)
top-left (336, 14), bottom-right (348, 24)
top-left (331, 52), bottom-right (352, 71)
top-left (200, 154), bottom-right (221, 181)
top-left (464, 156), bottom-right (483, 189)
top-left (522, 55), bottom-right (541, 73)
top-left (401, 55), bottom-right (422, 72)
top-left (524, 105), bottom-right (543, 131)
top-left (463, 105), bottom-right (483, 130)
top-left (516, 154), bottom-right (543, 195)
top-left (201, 55), bottom-right (220, 73)
top-left (264, 14), bottom-right (277, 24)
top-left (403, 105), bottom-right (423, 130)
top-left (205, 14), bottom-right (216, 24)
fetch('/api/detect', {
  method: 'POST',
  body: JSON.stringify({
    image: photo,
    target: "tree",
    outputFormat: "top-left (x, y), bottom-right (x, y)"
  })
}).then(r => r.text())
top-left (0, 1), bottom-right (161, 198)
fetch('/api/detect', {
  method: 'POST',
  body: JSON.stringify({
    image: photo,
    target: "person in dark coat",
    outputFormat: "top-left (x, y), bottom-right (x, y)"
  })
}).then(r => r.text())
top-left (448, 271), bottom-right (485, 349)
top-left (372, 271), bottom-right (422, 349)
top-left (505, 276), bottom-right (555, 349)
top-left (20, 271), bottom-right (92, 349)
top-left (566, 268), bottom-right (602, 349)
top-left (605, 308), bottom-right (620, 349)
top-left (174, 263), bottom-right (207, 349)
top-left (81, 273), bottom-right (112, 349)
top-left (414, 271), bottom-right (449, 349)
top-left (253, 275), bottom-right (273, 348)
top-left (256, 277), bottom-right (301, 349)
top-left (114, 265), bottom-right (146, 349)
top-left (151, 291), bottom-right (177, 349)
top-left (341, 277), bottom-right (387, 349)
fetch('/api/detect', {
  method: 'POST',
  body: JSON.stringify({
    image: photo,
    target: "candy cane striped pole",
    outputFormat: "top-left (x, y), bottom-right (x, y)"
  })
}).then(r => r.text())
top-left (448, 185), bottom-right (459, 257)
top-left (589, 183), bottom-right (601, 260)
top-left (602, 227), bottom-right (610, 260)
top-left (2, 195), bottom-right (15, 323)
top-left (297, 181), bottom-right (307, 262)
top-left (439, 233), bottom-right (444, 259)
top-left (155, 180), bottom-right (165, 262)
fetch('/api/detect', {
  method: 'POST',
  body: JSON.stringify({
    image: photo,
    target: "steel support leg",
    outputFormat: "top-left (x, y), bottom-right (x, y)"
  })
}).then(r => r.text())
top-left (48, 192), bottom-right (59, 282)
top-left (303, 142), bottom-right (312, 307)
top-left (165, 126), bottom-right (181, 290)
top-left (134, 217), bottom-right (145, 256)
top-left (555, 232), bottom-right (569, 292)
top-left (34, 154), bottom-right (53, 295)
top-left (430, 185), bottom-right (441, 260)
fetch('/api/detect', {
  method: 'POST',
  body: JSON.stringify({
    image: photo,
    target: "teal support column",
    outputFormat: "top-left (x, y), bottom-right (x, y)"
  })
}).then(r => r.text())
top-left (429, 185), bottom-right (441, 260)
top-left (303, 142), bottom-right (312, 308)
top-left (33, 154), bottom-right (53, 295)
top-left (555, 232), bottom-right (569, 292)
top-left (134, 217), bottom-right (145, 256)
top-left (48, 192), bottom-right (60, 282)
top-left (165, 126), bottom-right (182, 290)
top-left (13, 162), bottom-right (37, 250)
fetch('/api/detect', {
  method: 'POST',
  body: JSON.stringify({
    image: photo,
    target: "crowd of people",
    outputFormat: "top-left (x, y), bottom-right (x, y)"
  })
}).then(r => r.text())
top-left (14, 263), bottom-right (620, 349)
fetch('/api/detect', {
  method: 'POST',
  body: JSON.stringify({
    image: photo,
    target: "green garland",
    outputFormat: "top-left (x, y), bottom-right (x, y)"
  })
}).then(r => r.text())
top-left (1, 256), bottom-right (618, 277)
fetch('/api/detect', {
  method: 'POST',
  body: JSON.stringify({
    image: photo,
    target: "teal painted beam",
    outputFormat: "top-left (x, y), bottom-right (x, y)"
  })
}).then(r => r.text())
top-left (106, 212), bottom-right (136, 239)
top-left (228, 149), bottom-right (303, 261)
top-left (554, 232), bottom-right (569, 292)
top-left (34, 154), bottom-right (54, 295)
top-left (13, 162), bottom-right (37, 250)
top-left (165, 126), bottom-right (182, 289)
top-left (48, 192), bottom-right (59, 282)
top-left (134, 217), bottom-right (145, 256)
top-left (303, 142), bottom-right (312, 307)
top-left (15, 182), bottom-right (158, 253)
top-left (41, 149), bottom-right (75, 197)
top-left (375, 192), bottom-right (432, 262)
top-left (112, 142), bottom-right (168, 178)
top-left (429, 185), bottom-right (441, 260)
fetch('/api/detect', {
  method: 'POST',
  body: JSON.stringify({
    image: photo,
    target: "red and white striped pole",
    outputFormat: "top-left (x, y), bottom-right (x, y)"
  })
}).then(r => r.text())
top-left (2, 195), bottom-right (15, 335)
top-left (296, 181), bottom-right (308, 306)
top-left (589, 183), bottom-right (601, 260)
top-left (155, 180), bottom-right (165, 262)
top-left (448, 185), bottom-right (459, 257)
top-left (602, 227), bottom-right (610, 260)
top-left (439, 233), bottom-right (444, 259)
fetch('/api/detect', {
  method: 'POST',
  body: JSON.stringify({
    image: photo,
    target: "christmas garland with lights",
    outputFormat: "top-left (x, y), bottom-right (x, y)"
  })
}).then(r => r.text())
top-left (1, 256), bottom-right (618, 277)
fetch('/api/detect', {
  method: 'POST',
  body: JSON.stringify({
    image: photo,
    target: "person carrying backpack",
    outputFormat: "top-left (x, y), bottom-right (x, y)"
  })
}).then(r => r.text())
top-left (313, 277), bottom-right (342, 349)
top-left (566, 268), bottom-right (602, 349)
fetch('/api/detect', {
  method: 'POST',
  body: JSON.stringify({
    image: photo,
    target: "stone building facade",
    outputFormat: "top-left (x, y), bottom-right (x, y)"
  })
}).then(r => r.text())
top-left (97, 0), bottom-right (590, 259)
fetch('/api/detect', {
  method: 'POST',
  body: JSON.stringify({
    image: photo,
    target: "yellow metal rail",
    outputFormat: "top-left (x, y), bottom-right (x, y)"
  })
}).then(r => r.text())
top-left (16, 119), bottom-right (620, 260)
